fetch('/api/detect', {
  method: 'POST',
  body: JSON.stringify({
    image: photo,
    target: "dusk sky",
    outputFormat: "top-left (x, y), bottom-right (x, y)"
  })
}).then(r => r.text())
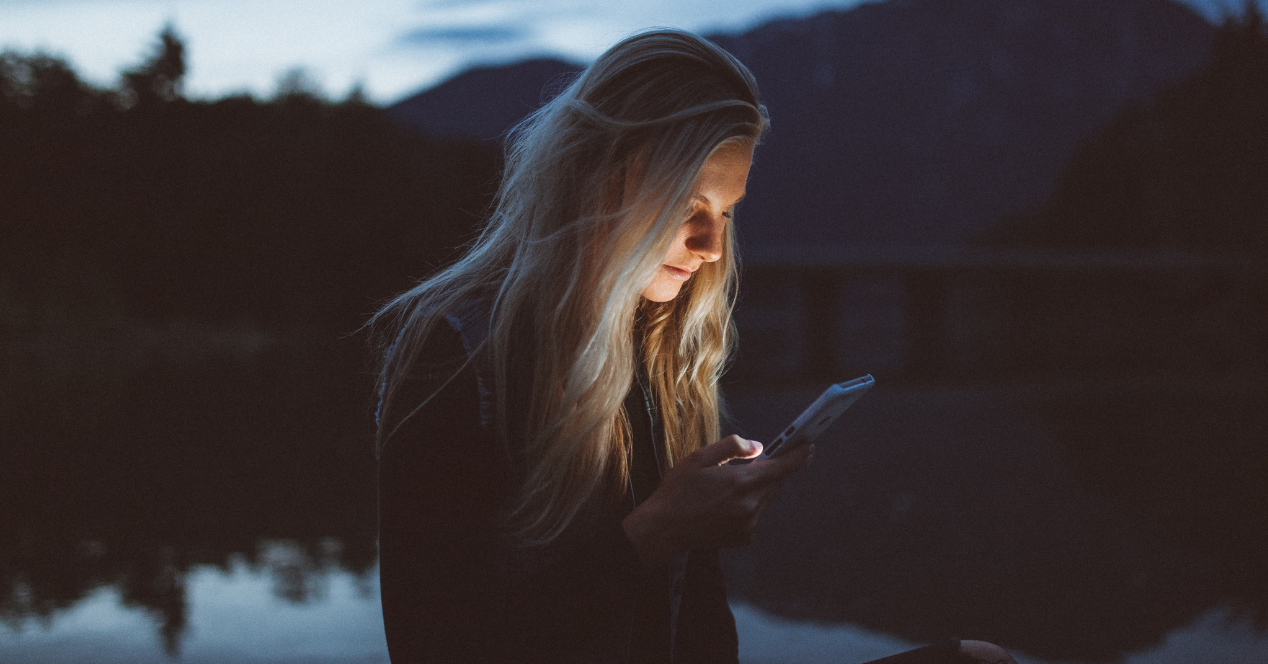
top-left (0, 0), bottom-right (1255, 104)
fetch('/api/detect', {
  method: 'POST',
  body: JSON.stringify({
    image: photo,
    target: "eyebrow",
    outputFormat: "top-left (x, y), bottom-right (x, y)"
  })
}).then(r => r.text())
top-left (694, 193), bottom-right (746, 207)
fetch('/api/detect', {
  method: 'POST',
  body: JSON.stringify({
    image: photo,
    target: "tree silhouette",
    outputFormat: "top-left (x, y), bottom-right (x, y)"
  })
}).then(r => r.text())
top-left (121, 25), bottom-right (187, 107)
top-left (987, 4), bottom-right (1268, 255)
top-left (0, 26), bottom-right (499, 334)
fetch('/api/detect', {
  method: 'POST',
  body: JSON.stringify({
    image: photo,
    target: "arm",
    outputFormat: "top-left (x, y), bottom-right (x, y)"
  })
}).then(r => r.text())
top-left (675, 548), bottom-right (738, 664)
top-left (377, 329), bottom-right (509, 662)
top-left (377, 325), bottom-right (646, 663)
top-left (621, 437), bottom-right (813, 663)
top-left (621, 436), bottom-right (812, 565)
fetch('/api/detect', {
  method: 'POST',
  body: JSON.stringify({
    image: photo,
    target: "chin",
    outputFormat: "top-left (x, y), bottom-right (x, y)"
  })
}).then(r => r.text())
top-left (641, 280), bottom-right (684, 303)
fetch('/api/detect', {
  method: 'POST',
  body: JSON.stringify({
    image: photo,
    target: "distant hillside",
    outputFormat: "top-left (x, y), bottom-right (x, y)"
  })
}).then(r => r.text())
top-left (389, 0), bottom-right (1214, 249)
top-left (986, 8), bottom-right (1268, 255)
top-left (388, 58), bottom-right (582, 142)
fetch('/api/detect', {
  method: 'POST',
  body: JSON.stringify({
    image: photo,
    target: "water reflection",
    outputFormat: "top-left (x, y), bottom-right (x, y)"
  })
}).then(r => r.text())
top-left (2, 324), bottom-right (1265, 662)
top-left (1, 549), bottom-right (388, 664)
top-left (1047, 384), bottom-right (1268, 626)
top-left (5, 562), bottom-right (1268, 664)
top-left (1, 326), bottom-right (378, 654)
top-left (723, 377), bottom-right (1267, 662)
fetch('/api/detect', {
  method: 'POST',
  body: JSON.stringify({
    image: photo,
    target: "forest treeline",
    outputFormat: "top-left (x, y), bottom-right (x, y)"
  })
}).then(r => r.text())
top-left (1, 27), bottom-right (499, 334)
top-left (2, 13), bottom-right (1265, 334)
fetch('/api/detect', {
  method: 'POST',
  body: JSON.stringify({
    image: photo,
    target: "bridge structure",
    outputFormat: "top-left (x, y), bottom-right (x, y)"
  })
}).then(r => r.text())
top-left (738, 247), bottom-right (1264, 382)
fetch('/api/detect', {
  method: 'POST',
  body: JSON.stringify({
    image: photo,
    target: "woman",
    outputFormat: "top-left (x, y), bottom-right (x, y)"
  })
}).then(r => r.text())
top-left (372, 29), bottom-right (1015, 664)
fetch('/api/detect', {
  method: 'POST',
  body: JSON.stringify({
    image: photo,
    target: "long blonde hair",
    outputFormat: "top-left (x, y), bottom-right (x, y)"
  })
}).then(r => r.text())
top-left (372, 29), bottom-right (768, 544)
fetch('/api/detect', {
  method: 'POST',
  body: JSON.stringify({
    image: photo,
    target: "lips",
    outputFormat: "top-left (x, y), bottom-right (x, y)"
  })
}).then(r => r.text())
top-left (662, 265), bottom-right (693, 281)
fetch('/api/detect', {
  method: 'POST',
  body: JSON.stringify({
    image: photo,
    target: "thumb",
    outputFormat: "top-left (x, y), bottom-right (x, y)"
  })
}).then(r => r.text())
top-left (692, 435), bottom-right (763, 467)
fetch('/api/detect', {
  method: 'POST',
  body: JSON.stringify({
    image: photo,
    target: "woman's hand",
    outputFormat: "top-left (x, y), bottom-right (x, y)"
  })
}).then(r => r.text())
top-left (621, 435), bottom-right (812, 568)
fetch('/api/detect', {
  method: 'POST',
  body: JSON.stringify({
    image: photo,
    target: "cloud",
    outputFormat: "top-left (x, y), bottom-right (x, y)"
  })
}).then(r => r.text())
top-left (397, 24), bottom-right (528, 46)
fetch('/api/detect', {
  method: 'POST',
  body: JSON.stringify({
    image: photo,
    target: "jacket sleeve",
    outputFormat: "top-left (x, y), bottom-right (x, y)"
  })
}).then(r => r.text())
top-left (674, 548), bottom-right (739, 664)
top-left (377, 324), bottom-right (646, 664)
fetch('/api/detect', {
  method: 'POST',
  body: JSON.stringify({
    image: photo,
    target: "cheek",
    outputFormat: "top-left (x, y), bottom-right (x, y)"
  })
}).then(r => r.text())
top-left (663, 226), bottom-right (693, 262)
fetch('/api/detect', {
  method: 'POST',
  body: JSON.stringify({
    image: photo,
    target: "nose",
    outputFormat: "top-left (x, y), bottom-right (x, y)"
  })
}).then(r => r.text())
top-left (684, 213), bottom-right (724, 263)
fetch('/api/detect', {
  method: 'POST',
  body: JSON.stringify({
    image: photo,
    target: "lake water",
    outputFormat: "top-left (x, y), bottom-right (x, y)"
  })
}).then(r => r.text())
top-left (5, 558), bottom-right (1266, 664)
top-left (2, 332), bottom-right (1265, 663)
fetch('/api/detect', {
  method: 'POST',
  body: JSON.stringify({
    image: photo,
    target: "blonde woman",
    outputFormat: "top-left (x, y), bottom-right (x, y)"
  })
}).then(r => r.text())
top-left (373, 29), bottom-right (1016, 664)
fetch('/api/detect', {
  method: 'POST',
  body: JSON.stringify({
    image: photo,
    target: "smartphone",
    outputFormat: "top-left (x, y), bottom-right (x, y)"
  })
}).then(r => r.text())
top-left (762, 375), bottom-right (874, 458)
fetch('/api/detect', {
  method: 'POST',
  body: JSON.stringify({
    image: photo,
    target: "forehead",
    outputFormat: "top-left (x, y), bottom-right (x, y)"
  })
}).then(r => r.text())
top-left (694, 142), bottom-right (753, 201)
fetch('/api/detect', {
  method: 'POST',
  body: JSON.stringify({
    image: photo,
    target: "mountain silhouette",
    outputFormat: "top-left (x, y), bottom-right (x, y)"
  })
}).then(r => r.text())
top-left (388, 58), bottom-right (583, 143)
top-left (389, 0), bottom-right (1214, 248)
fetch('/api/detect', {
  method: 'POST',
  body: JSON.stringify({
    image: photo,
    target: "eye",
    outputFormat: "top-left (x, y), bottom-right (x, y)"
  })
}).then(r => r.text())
top-left (721, 210), bottom-right (733, 220)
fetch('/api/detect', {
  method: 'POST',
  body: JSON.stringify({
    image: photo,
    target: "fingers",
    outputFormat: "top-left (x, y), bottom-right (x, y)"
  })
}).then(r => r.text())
top-left (664, 436), bottom-right (815, 551)
top-left (748, 443), bottom-right (811, 480)
top-left (690, 434), bottom-right (763, 467)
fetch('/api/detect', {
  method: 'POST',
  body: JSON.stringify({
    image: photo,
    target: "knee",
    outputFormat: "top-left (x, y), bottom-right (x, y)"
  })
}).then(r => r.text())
top-left (958, 640), bottom-right (1017, 664)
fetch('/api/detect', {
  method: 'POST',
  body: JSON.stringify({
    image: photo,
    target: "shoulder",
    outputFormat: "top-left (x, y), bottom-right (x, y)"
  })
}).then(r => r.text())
top-left (379, 317), bottom-right (481, 455)
top-left (399, 290), bottom-right (495, 394)
top-left (412, 318), bottom-right (470, 376)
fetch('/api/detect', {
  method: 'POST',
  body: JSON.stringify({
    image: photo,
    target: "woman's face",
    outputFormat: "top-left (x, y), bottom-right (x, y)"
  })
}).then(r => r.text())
top-left (640, 141), bottom-right (754, 303)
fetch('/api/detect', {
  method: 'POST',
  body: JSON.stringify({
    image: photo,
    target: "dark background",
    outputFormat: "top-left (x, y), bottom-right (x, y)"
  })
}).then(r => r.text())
top-left (2, 0), bottom-right (1266, 661)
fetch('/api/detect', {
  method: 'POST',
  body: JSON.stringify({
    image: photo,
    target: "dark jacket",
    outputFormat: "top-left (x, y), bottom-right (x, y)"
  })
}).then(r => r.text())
top-left (377, 302), bottom-right (739, 663)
